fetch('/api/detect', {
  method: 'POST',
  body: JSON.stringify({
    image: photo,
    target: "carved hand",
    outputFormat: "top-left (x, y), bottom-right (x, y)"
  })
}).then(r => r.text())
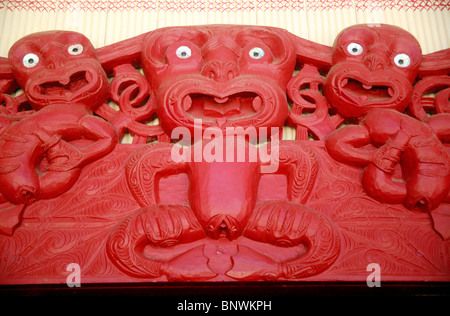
top-left (372, 128), bottom-right (410, 174)
top-left (44, 139), bottom-right (84, 172)
top-left (138, 205), bottom-right (205, 247)
top-left (245, 202), bottom-right (314, 247)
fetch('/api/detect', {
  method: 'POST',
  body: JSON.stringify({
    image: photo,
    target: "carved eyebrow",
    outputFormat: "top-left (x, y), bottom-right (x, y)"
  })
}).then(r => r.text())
top-left (388, 35), bottom-right (421, 51)
top-left (9, 41), bottom-right (41, 63)
top-left (235, 29), bottom-right (284, 50)
top-left (201, 35), bottom-right (242, 57)
top-left (338, 27), bottom-right (378, 46)
top-left (155, 29), bottom-right (209, 52)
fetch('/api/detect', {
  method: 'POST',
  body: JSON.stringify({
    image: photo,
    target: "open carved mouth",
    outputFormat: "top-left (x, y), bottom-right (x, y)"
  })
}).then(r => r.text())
top-left (182, 92), bottom-right (263, 122)
top-left (340, 78), bottom-right (395, 104)
top-left (37, 71), bottom-right (91, 98)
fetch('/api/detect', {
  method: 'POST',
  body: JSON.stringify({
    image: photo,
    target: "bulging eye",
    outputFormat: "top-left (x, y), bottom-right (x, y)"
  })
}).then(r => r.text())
top-left (347, 43), bottom-right (363, 56)
top-left (249, 47), bottom-right (265, 59)
top-left (394, 53), bottom-right (411, 68)
top-left (23, 53), bottom-right (39, 68)
top-left (176, 46), bottom-right (192, 59)
top-left (68, 44), bottom-right (84, 55)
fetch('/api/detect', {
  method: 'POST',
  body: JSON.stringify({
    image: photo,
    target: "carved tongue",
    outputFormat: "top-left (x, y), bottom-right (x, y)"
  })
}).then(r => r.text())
top-left (204, 97), bottom-right (240, 116)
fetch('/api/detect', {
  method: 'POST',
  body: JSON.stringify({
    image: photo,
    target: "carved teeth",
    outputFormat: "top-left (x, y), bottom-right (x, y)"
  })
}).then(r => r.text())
top-left (183, 95), bottom-right (192, 111)
top-left (388, 87), bottom-right (395, 97)
top-left (60, 77), bottom-right (70, 85)
top-left (85, 71), bottom-right (93, 82)
top-left (340, 78), bottom-right (348, 87)
top-left (362, 84), bottom-right (372, 90)
top-left (252, 96), bottom-right (263, 112)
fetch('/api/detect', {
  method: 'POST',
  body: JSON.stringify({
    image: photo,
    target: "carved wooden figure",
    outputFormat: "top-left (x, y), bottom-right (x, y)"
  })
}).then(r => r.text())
top-left (323, 25), bottom-right (450, 239)
top-left (0, 31), bottom-right (117, 234)
top-left (0, 24), bottom-right (449, 285)
top-left (105, 26), bottom-right (340, 281)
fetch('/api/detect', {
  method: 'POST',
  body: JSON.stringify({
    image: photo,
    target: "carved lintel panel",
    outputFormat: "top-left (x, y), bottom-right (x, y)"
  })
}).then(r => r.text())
top-left (0, 24), bottom-right (449, 285)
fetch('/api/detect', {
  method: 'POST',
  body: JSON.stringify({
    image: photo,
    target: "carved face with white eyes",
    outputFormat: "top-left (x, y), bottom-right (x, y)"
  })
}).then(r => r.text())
top-left (323, 24), bottom-right (422, 118)
top-left (141, 25), bottom-right (297, 136)
top-left (8, 31), bottom-right (109, 111)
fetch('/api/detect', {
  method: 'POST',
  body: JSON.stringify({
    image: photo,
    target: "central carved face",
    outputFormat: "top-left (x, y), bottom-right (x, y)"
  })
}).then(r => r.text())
top-left (323, 24), bottom-right (422, 118)
top-left (8, 31), bottom-right (109, 111)
top-left (142, 25), bottom-right (297, 137)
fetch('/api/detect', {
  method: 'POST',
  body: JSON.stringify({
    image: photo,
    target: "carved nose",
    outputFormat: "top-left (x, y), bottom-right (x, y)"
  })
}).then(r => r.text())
top-left (362, 54), bottom-right (388, 71)
top-left (45, 54), bottom-right (69, 69)
top-left (206, 214), bottom-right (241, 240)
top-left (41, 44), bottom-right (69, 69)
top-left (202, 60), bottom-right (239, 82)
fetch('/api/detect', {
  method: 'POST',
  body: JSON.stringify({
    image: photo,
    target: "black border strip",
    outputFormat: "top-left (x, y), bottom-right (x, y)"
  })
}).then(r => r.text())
top-left (1, 281), bottom-right (449, 296)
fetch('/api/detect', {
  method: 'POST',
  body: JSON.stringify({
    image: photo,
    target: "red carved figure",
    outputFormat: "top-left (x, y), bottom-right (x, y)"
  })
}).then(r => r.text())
top-left (323, 25), bottom-right (450, 237)
top-left (106, 25), bottom-right (341, 281)
top-left (1, 24), bottom-right (449, 285)
top-left (0, 31), bottom-right (117, 205)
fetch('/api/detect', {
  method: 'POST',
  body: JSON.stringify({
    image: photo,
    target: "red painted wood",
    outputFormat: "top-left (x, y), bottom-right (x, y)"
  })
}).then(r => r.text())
top-left (0, 24), bottom-right (449, 285)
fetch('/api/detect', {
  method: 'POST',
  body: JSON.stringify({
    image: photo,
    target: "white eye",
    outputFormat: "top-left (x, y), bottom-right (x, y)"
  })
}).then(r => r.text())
top-left (176, 46), bottom-right (192, 59)
top-left (249, 47), bottom-right (265, 59)
top-left (394, 53), bottom-right (411, 68)
top-left (68, 44), bottom-right (84, 55)
top-left (23, 53), bottom-right (39, 68)
top-left (347, 43), bottom-right (363, 56)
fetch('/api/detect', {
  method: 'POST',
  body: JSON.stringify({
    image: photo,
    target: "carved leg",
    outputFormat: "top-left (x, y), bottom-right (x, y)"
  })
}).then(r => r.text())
top-left (107, 205), bottom-right (215, 280)
top-left (227, 201), bottom-right (340, 280)
top-left (427, 114), bottom-right (450, 144)
top-left (77, 115), bottom-right (118, 164)
top-left (0, 147), bottom-right (40, 205)
top-left (38, 169), bottom-right (81, 200)
top-left (362, 164), bottom-right (407, 204)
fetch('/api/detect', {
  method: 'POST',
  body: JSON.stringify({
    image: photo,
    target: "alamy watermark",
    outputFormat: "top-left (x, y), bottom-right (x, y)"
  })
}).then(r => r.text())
top-left (366, 263), bottom-right (381, 287)
top-left (171, 119), bottom-right (280, 173)
top-left (66, 263), bottom-right (81, 288)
